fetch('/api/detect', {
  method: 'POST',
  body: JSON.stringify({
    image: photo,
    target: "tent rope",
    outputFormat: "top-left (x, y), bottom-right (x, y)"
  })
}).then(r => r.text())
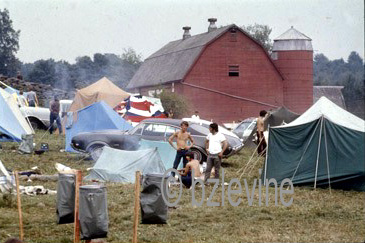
top-left (237, 136), bottom-right (264, 174)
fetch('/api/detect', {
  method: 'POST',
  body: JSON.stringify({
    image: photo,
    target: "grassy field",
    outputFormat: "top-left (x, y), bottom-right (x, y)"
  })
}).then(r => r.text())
top-left (0, 131), bottom-right (364, 243)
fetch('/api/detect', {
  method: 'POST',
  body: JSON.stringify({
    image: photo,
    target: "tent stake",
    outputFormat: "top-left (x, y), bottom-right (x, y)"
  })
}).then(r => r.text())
top-left (314, 117), bottom-right (324, 189)
top-left (133, 171), bottom-right (141, 243)
top-left (14, 171), bottom-right (24, 241)
top-left (74, 170), bottom-right (82, 243)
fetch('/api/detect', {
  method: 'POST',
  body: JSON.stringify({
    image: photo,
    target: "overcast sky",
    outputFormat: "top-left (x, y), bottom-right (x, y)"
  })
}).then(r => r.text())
top-left (1, 0), bottom-right (364, 63)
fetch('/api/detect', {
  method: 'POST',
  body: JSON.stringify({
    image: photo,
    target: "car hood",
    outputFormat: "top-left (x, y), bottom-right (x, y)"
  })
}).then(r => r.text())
top-left (76, 129), bottom-right (128, 136)
top-left (225, 134), bottom-right (243, 148)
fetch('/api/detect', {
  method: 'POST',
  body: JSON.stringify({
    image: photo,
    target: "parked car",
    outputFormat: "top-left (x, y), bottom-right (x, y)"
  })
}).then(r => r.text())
top-left (182, 117), bottom-right (242, 140)
top-left (232, 117), bottom-right (257, 144)
top-left (71, 118), bottom-right (244, 161)
top-left (20, 100), bottom-right (72, 129)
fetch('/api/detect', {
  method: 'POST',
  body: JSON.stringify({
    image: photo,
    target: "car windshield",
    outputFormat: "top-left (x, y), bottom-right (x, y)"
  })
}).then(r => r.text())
top-left (189, 124), bottom-right (210, 135)
top-left (128, 123), bottom-right (144, 135)
top-left (234, 122), bottom-right (252, 134)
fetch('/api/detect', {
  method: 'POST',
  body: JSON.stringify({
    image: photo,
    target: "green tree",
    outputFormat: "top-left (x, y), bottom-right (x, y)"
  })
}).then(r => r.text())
top-left (0, 9), bottom-right (21, 76)
top-left (28, 59), bottom-right (56, 85)
top-left (157, 89), bottom-right (190, 119)
top-left (121, 47), bottom-right (143, 65)
top-left (347, 51), bottom-right (363, 72)
top-left (241, 23), bottom-right (273, 52)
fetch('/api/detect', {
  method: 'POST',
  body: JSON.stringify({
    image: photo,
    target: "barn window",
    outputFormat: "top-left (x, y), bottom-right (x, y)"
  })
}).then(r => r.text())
top-left (230, 28), bottom-right (237, 42)
top-left (228, 65), bottom-right (239, 76)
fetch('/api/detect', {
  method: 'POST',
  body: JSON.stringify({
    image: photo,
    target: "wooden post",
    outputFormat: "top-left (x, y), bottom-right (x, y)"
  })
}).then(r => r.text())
top-left (132, 171), bottom-right (141, 243)
top-left (74, 170), bottom-right (82, 243)
top-left (14, 171), bottom-right (24, 241)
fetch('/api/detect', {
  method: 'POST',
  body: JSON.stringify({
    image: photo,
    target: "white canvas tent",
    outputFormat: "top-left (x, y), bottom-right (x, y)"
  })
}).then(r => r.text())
top-left (0, 88), bottom-right (33, 142)
top-left (0, 160), bottom-right (15, 193)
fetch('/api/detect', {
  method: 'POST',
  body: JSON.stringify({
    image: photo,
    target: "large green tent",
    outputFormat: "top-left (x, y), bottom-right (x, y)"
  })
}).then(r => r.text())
top-left (263, 97), bottom-right (365, 191)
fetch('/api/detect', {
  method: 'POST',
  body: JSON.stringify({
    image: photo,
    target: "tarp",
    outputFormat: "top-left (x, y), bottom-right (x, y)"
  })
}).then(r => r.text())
top-left (264, 106), bottom-right (299, 130)
top-left (65, 101), bottom-right (133, 152)
top-left (56, 173), bottom-right (76, 224)
top-left (114, 95), bottom-right (167, 122)
top-left (139, 139), bottom-right (182, 169)
top-left (0, 88), bottom-right (33, 142)
top-left (85, 147), bottom-right (166, 183)
top-left (140, 174), bottom-right (168, 224)
top-left (69, 77), bottom-right (130, 112)
top-left (264, 97), bottom-right (365, 191)
top-left (239, 107), bottom-right (299, 148)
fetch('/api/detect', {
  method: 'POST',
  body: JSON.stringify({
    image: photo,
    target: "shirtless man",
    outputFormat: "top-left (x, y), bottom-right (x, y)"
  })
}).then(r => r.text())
top-left (169, 121), bottom-right (194, 175)
top-left (179, 151), bottom-right (201, 188)
top-left (257, 110), bottom-right (269, 156)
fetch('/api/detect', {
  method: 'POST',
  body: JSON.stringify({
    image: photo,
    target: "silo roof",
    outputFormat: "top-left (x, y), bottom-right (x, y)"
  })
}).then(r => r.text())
top-left (274, 26), bottom-right (311, 41)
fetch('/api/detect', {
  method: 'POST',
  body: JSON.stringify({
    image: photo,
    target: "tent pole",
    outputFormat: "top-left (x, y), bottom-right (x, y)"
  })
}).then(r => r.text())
top-left (323, 119), bottom-right (332, 194)
top-left (263, 125), bottom-right (270, 186)
top-left (314, 116), bottom-right (324, 189)
top-left (291, 120), bottom-right (321, 183)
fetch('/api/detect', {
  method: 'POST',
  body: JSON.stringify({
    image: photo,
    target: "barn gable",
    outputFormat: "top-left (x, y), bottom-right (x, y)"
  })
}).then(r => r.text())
top-left (127, 24), bottom-right (283, 90)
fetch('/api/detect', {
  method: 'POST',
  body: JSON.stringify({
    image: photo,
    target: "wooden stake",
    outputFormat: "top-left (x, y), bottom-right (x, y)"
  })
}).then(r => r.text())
top-left (74, 170), bottom-right (82, 243)
top-left (133, 171), bottom-right (141, 243)
top-left (14, 171), bottom-right (24, 241)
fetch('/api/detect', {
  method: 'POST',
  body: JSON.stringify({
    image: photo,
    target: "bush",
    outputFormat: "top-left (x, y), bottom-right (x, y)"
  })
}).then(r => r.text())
top-left (157, 90), bottom-right (190, 119)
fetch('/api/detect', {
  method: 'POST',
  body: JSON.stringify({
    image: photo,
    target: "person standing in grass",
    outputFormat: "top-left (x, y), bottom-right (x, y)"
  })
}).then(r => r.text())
top-left (256, 110), bottom-right (269, 156)
top-left (169, 121), bottom-right (194, 176)
top-left (204, 123), bottom-right (227, 184)
top-left (49, 96), bottom-right (62, 134)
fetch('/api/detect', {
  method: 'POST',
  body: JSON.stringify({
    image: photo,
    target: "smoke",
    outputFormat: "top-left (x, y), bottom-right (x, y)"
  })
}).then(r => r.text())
top-left (21, 53), bottom-right (141, 104)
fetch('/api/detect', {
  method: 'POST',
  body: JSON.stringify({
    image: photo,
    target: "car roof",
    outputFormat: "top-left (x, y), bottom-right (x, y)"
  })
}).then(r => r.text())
top-left (142, 118), bottom-right (183, 127)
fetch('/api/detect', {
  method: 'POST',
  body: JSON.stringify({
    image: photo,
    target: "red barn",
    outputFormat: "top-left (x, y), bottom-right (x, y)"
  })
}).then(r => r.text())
top-left (127, 19), bottom-right (313, 123)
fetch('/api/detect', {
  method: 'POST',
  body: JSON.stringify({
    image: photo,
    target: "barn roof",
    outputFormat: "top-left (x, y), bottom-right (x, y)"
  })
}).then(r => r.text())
top-left (272, 26), bottom-right (313, 51)
top-left (313, 86), bottom-right (346, 109)
top-left (274, 26), bottom-right (311, 41)
top-left (127, 24), bottom-right (283, 90)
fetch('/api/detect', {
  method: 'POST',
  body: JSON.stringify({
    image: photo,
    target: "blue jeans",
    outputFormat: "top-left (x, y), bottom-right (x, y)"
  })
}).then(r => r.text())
top-left (181, 173), bottom-right (192, 188)
top-left (172, 149), bottom-right (188, 176)
top-left (49, 112), bottom-right (62, 134)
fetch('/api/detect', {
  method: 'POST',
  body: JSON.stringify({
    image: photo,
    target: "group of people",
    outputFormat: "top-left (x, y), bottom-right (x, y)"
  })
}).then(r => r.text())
top-left (168, 121), bottom-right (227, 188)
top-left (14, 90), bottom-right (38, 107)
top-left (167, 110), bottom-right (268, 188)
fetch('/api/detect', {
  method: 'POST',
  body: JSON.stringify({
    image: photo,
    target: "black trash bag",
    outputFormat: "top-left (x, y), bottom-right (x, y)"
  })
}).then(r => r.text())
top-left (140, 174), bottom-right (168, 224)
top-left (79, 185), bottom-right (108, 240)
top-left (56, 173), bottom-right (75, 224)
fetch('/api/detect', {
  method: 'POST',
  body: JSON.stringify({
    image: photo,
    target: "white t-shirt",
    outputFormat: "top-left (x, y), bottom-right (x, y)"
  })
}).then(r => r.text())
top-left (206, 132), bottom-right (226, 154)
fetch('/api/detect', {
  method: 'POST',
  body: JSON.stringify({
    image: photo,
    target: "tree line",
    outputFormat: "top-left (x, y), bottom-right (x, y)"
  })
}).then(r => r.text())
top-left (20, 49), bottom-right (142, 90)
top-left (0, 8), bottom-right (363, 117)
top-left (314, 52), bottom-right (364, 118)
